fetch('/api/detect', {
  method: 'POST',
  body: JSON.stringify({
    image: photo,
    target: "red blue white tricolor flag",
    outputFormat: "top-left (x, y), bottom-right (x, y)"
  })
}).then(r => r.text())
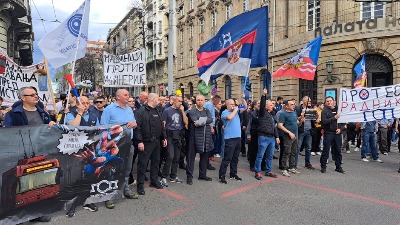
top-left (197, 30), bottom-right (256, 84)
top-left (272, 36), bottom-right (322, 80)
top-left (353, 54), bottom-right (367, 88)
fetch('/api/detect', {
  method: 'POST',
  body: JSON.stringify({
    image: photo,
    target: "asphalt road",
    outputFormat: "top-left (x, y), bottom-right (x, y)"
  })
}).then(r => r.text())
top-left (27, 145), bottom-right (400, 225)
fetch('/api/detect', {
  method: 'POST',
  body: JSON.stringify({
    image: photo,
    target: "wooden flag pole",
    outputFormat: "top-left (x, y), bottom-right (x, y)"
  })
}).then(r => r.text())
top-left (44, 58), bottom-right (58, 115)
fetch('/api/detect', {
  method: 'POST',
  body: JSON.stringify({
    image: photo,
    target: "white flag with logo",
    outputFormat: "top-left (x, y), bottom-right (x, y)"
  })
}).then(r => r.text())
top-left (38, 0), bottom-right (90, 69)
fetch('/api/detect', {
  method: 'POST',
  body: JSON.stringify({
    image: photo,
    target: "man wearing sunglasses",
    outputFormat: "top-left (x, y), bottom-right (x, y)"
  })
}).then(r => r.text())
top-left (4, 86), bottom-right (54, 222)
top-left (90, 96), bottom-right (107, 121)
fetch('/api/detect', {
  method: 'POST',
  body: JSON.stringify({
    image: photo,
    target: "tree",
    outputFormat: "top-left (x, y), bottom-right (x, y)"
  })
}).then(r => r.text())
top-left (74, 53), bottom-right (103, 91)
top-left (54, 64), bottom-right (71, 93)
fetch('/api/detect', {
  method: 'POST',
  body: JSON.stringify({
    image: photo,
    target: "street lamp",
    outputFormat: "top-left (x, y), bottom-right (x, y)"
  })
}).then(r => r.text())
top-left (326, 59), bottom-right (338, 83)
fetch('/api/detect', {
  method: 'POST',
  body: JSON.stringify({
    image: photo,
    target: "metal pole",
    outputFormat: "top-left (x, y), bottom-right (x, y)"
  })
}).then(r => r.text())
top-left (167, 0), bottom-right (175, 95)
top-left (154, 35), bottom-right (157, 93)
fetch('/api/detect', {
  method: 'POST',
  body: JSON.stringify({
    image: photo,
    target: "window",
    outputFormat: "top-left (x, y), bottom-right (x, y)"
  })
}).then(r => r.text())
top-left (243, 0), bottom-right (249, 12)
top-left (224, 76), bottom-right (232, 99)
top-left (212, 11), bottom-right (217, 27)
top-left (199, 18), bottom-right (204, 33)
top-left (180, 53), bottom-right (184, 69)
top-left (158, 42), bottom-right (162, 55)
top-left (226, 4), bottom-right (232, 20)
top-left (158, 21), bottom-right (162, 33)
top-left (180, 30), bottom-right (184, 43)
top-left (299, 73), bottom-right (318, 104)
top-left (189, 49), bottom-right (194, 67)
top-left (190, 0), bottom-right (194, 10)
top-left (361, 2), bottom-right (384, 20)
top-left (189, 24), bottom-right (193, 37)
top-left (307, 0), bottom-right (320, 31)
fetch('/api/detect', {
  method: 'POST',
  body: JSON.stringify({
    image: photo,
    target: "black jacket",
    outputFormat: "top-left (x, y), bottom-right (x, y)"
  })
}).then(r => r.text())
top-left (135, 104), bottom-right (166, 143)
top-left (257, 95), bottom-right (278, 138)
top-left (187, 107), bottom-right (213, 153)
top-left (246, 109), bottom-right (259, 136)
top-left (321, 106), bottom-right (339, 134)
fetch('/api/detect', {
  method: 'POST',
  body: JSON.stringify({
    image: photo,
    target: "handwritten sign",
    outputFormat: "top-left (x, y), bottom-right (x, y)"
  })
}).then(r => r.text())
top-left (103, 50), bottom-right (146, 87)
top-left (0, 49), bottom-right (53, 109)
top-left (57, 129), bottom-right (92, 155)
top-left (338, 84), bottom-right (400, 123)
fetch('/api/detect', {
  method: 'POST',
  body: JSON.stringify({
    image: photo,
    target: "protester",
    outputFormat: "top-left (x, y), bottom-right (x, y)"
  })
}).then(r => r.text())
top-left (135, 93), bottom-right (167, 194)
top-left (254, 88), bottom-right (280, 180)
top-left (361, 121), bottom-right (383, 162)
top-left (135, 91), bottom-right (148, 109)
top-left (295, 96), bottom-right (315, 170)
top-left (204, 95), bottom-right (221, 168)
top-left (246, 100), bottom-right (261, 171)
top-left (320, 96), bottom-right (345, 174)
top-left (100, 89), bottom-right (139, 209)
top-left (186, 95), bottom-right (213, 185)
top-left (4, 86), bottom-right (55, 222)
top-left (277, 100), bottom-right (299, 177)
top-left (160, 95), bottom-right (188, 187)
top-left (311, 102), bottom-right (324, 155)
top-left (64, 95), bottom-right (100, 217)
top-left (219, 96), bottom-right (247, 184)
top-left (89, 95), bottom-right (107, 121)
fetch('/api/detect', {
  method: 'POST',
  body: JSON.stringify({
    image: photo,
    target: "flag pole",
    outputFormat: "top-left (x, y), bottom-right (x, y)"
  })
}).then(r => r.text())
top-left (64, 0), bottom-right (89, 124)
top-left (44, 58), bottom-right (58, 115)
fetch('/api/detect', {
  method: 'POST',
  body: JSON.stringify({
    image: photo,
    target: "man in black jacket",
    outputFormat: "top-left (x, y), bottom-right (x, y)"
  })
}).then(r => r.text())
top-left (246, 100), bottom-right (260, 171)
top-left (320, 96), bottom-right (345, 174)
top-left (254, 89), bottom-right (280, 179)
top-left (135, 93), bottom-right (167, 195)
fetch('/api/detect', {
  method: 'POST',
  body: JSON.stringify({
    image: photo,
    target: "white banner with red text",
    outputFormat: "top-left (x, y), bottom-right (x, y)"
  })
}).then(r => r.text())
top-left (338, 84), bottom-right (400, 123)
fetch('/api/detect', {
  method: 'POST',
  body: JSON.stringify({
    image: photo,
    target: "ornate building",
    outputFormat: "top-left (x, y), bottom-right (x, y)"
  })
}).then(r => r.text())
top-left (174, 0), bottom-right (400, 103)
top-left (0, 0), bottom-right (33, 66)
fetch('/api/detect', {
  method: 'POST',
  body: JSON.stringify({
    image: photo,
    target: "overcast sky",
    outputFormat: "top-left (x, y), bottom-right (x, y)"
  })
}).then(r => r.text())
top-left (31, 0), bottom-right (140, 70)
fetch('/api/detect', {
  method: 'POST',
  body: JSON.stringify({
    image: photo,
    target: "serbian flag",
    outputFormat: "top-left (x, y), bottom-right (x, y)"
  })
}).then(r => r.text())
top-left (272, 36), bottom-right (322, 80)
top-left (197, 7), bottom-right (268, 83)
top-left (354, 54), bottom-right (367, 88)
top-left (197, 31), bottom-right (256, 84)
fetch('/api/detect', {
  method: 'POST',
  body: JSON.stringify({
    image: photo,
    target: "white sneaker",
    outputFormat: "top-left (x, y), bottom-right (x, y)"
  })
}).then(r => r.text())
top-left (311, 152), bottom-right (316, 156)
top-left (160, 178), bottom-right (169, 187)
top-left (346, 150), bottom-right (351, 154)
top-left (373, 159), bottom-right (383, 163)
top-left (350, 144), bottom-right (355, 148)
top-left (215, 154), bottom-right (221, 158)
top-left (317, 152), bottom-right (322, 156)
top-left (288, 168), bottom-right (300, 174)
top-left (282, 170), bottom-right (291, 177)
top-left (354, 147), bottom-right (360, 152)
top-left (361, 158), bottom-right (369, 162)
top-left (383, 152), bottom-right (388, 155)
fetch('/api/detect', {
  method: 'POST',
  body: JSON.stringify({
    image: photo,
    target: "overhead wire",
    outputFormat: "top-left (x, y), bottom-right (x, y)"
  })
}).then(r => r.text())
top-left (31, 0), bottom-right (46, 33)
top-left (51, 0), bottom-right (60, 23)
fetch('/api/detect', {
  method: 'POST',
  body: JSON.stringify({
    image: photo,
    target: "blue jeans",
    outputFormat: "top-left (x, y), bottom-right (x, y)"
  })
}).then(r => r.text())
top-left (295, 130), bottom-right (312, 166)
top-left (254, 136), bottom-right (275, 173)
top-left (361, 132), bottom-right (379, 160)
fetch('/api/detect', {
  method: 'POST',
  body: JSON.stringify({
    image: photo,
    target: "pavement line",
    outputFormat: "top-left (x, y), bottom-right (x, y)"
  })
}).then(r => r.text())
top-left (278, 177), bottom-right (400, 209)
top-left (220, 178), bottom-right (277, 199)
top-left (383, 173), bottom-right (400, 179)
top-left (146, 207), bottom-right (194, 225)
top-left (156, 188), bottom-right (193, 202)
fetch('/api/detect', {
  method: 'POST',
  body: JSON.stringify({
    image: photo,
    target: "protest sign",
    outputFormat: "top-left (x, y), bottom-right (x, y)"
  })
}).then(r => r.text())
top-left (0, 49), bottom-right (54, 110)
top-left (0, 124), bottom-right (132, 224)
top-left (337, 84), bottom-right (400, 123)
top-left (103, 50), bottom-right (146, 87)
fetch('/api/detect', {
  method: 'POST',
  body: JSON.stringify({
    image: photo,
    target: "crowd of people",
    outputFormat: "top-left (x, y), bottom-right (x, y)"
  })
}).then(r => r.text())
top-left (0, 86), bottom-right (399, 222)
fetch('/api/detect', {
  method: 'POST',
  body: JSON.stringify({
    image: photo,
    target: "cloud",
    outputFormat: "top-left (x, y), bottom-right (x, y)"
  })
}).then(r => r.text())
top-left (31, 0), bottom-right (135, 75)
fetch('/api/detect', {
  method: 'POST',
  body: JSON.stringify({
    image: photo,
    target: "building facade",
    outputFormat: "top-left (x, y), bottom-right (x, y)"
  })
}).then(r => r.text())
top-left (174, 0), bottom-right (400, 103)
top-left (0, 0), bottom-right (33, 66)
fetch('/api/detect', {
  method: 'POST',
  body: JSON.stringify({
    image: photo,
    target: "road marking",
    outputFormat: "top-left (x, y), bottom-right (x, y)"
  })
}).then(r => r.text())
top-left (383, 173), bottom-right (400, 179)
top-left (146, 207), bottom-right (194, 225)
top-left (278, 177), bottom-right (400, 209)
top-left (220, 178), bottom-right (277, 199)
top-left (156, 188), bottom-right (193, 202)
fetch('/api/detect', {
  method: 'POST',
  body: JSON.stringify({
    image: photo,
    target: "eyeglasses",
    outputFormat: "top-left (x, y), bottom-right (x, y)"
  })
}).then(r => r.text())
top-left (81, 102), bottom-right (90, 105)
top-left (95, 101), bottom-right (104, 103)
top-left (23, 93), bottom-right (38, 97)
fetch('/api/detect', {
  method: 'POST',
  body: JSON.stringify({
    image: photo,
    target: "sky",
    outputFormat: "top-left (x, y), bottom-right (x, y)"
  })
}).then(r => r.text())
top-left (31, 0), bottom-right (141, 75)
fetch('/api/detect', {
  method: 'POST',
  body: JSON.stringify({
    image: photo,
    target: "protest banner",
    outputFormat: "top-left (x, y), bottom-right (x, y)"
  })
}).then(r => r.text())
top-left (0, 124), bottom-right (132, 224)
top-left (103, 50), bottom-right (146, 87)
top-left (337, 84), bottom-right (400, 123)
top-left (0, 49), bottom-right (54, 110)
